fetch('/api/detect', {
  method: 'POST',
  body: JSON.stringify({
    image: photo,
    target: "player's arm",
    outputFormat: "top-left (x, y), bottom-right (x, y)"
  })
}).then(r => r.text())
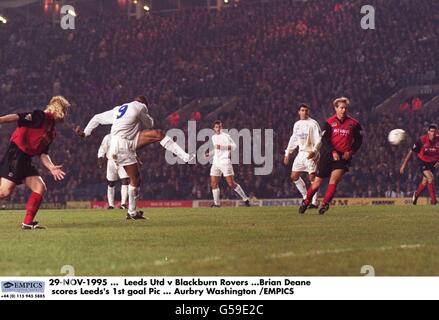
top-left (343, 123), bottom-right (363, 160)
top-left (400, 139), bottom-right (421, 174)
top-left (76, 110), bottom-right (114, 138)
top-left (139, 106), bottom-right (154, 129)
top-left (40, 153), bottom-right (66, 181)
top-left (97, 135), bottom-right (109, 169)
top-left (319, 121), bottom-right (339, 160)
top-left (308, 122), bottom-right (322, 159)
top-left (227, 135), bottom-right (237, 152)
top-left (0, 110), bottom-right (44, 126)
top-left (205, 136), bottom-right (215, 159)
top-left (0, 114), bottom-right (19, 124)
top-left (284, 124), bottom-right (299, 165)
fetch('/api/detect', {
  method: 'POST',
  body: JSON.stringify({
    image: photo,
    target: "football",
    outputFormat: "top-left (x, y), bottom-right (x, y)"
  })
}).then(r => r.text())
top-left (388, 129), bottom-right (407, 145)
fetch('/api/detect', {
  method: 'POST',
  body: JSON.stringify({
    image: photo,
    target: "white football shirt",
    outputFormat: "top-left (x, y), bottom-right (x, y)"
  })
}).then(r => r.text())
top-left (212, 131), bottom-right (236, 164)
top-left (83, 101), bottom-right (154, 140)
top-left (285, 117), bottom-right (322, 155)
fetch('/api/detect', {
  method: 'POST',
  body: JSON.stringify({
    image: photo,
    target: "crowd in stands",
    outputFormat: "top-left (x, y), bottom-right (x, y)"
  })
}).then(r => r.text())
top-left (0, 0), bottom-right (437, 204)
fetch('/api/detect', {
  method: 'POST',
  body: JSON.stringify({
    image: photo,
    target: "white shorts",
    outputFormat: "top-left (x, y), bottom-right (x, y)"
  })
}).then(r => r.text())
top-left (109, 134), bottom-right (138, 167)
top-left (210, 162), bottom-right (234, 177)
top-left (292, 151), bottom-right (317, 174)
top-left (106, 159), bottom-right (129, 182)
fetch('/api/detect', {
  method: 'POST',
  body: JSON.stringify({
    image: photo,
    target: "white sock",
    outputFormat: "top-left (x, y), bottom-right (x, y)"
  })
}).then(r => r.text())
top-left (234, 184), bottom-right (249, 201)
top-left (212, 188), bottom-right (220, 206)
top-left (107, 186), bottom-right (115, 207)
top-left (293, 177), bottom-right (307, 199)
top-left (312, 191), bottom-right (318, 206)
top-left (121, 185), bottom-right (128, 205)
top-left (160, 135), bottom-right (190, 162)
top-left (128, 185), bottom-right (139, 216)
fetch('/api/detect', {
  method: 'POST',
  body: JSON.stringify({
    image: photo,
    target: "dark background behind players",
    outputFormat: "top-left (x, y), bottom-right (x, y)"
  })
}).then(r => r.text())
top-left (0, 0), bottom-right (437, 204)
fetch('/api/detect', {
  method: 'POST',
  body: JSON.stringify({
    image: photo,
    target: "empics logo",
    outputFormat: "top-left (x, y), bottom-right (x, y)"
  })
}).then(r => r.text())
top-left (1, 281), bottom-right (45, 293)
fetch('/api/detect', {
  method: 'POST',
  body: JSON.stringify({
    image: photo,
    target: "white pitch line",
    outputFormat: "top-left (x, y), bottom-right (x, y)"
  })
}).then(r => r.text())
top-left (269, 244), bottom-right (425, 259)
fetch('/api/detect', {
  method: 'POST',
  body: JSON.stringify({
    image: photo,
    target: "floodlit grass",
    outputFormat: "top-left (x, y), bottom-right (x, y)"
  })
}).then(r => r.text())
top-left (0, 206), bottom-right (437, 276)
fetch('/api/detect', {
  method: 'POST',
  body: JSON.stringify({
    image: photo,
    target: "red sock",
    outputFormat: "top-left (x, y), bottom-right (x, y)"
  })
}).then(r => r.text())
top-left (323, 184), bottom-right (337, 205)
top-left (415, 183), bottom-right (426, 197)
top-left (304, 186), bottom-right (319, 205)
top-left (23, 192), bottom-right (43, 225)
top-left (427, 183), bottom-right (437, 204)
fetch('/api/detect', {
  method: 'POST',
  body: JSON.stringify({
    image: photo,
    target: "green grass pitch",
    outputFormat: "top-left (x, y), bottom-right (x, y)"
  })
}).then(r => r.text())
top-left (0, 206), bottom-right (437, 276)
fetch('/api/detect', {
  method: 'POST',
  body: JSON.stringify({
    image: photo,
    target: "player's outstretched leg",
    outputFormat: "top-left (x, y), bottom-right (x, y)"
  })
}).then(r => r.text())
top-left (135, 130), bottom-right (194, 163)
top-left (22, 177), bottom-right (46, 229)
top-left (225, 176), bottom-right (250, 207)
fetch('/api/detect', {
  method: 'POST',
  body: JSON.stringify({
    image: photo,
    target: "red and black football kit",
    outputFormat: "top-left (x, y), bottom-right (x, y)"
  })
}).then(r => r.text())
top-left (0, 110), bottom-right (55, 184)
top-left (411, 134), bottom-right (439, 204)
top-left (316, 114), bottom-right (363, 178)
top-left (302, 114), bottom-right (363, 212)
top-left (412, 135), bottom-right (439, 172)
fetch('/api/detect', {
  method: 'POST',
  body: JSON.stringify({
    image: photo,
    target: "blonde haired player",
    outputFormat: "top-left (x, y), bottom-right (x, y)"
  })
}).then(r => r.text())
top-left (206, 120), bottom-right (250, 207)
top-left (284, 104), bottom-right (321, 209)
top-left (0, 96), bottom-right (69, 229)
top-left (98, 134), bottom-right (130, 210)
top-left (75, 96), bottom-right (193, 219)
top-left (299, 97), bottom-right (363, 215)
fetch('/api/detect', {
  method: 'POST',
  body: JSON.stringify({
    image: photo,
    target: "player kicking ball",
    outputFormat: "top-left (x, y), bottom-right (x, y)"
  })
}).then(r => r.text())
top-left (0, 96), bottom-right (69, 229)
top-left (75, 96), bottom-right (194, 220)
top-left (205, 120), bottom-right (250, 207)
top-left (284, 104), bottom-right (321, 209)
top-left (98, 134), bottom-right (129, 210)
top-left (400, 124), bottom-right (439, 205)
top-left (299, 97), bottom-right (363, 215)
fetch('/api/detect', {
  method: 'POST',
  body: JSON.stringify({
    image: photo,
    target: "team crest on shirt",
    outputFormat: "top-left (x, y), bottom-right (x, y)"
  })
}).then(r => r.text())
top-left (25, 114), bottom-right (32, 121)
top-left (331, 123), bottom-right (337, 127)
top-left (8, 172), bottom-right (14, 177)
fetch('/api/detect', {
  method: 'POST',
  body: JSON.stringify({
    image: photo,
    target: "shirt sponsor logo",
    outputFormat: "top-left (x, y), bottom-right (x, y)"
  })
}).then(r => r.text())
top-left (333, 128), bottom-right (351, 136)
top-left (424, 147), bottom-right (438, 153)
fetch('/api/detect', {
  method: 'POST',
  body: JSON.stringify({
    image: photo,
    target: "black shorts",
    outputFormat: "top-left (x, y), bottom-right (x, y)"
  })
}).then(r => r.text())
top-left (419, 161), bottom-right (436, 173)
top-left (316, 153), bottom-right (351, 179)
top-left (0, 143), bottom-right (39, 185)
